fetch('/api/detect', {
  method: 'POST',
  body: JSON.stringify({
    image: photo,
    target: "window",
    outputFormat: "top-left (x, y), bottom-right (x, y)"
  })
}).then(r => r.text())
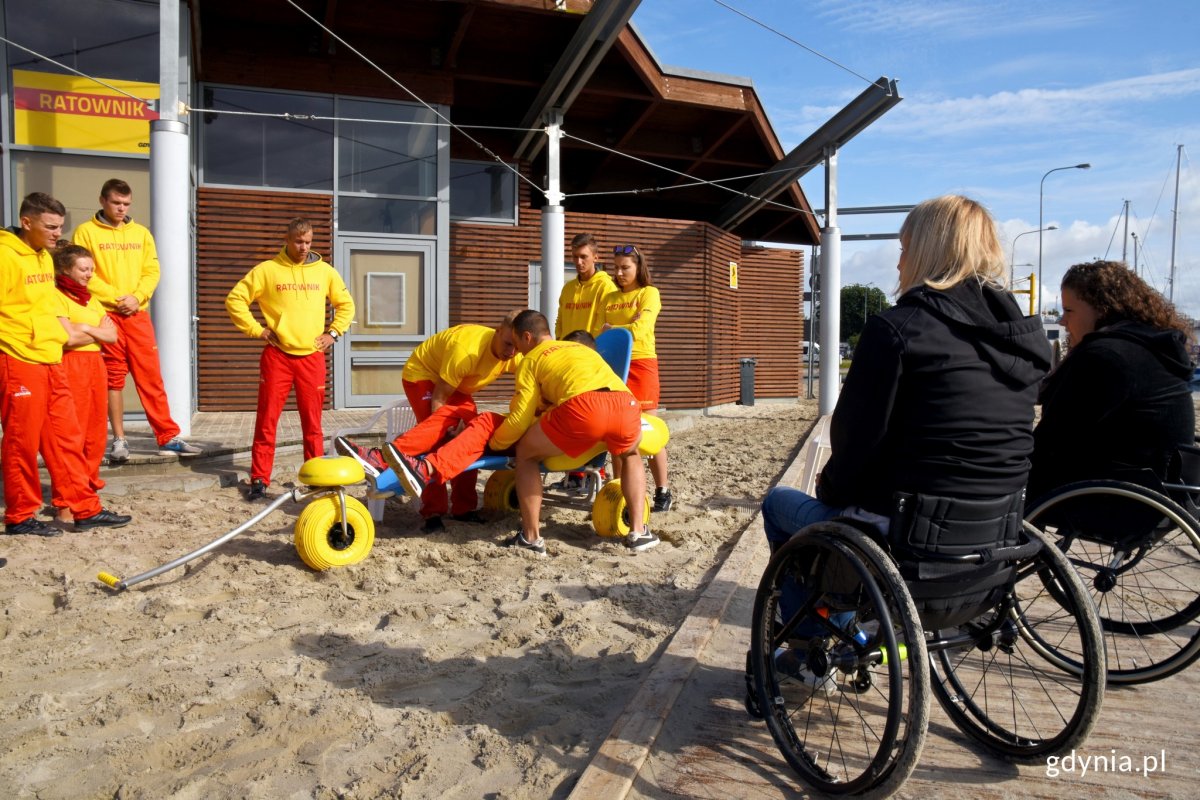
top-left (200, 87), bottom-right (333, 190)
top-left (5, 0), bottom-right (159, 83)
top-left (336, 97), bottom-right (438, 234)
top-left (451, 160), bottom-right (517, 223)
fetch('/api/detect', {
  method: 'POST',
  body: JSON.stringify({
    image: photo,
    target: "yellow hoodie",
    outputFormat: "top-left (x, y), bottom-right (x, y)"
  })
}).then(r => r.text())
top-left (225, 248), bottom-right (355, 356)
top-left (603, 285), bottom-right (660, 360)
top-left (0, 228), bottom-right (69, 363)
top-left (402, 324), bottom-right (521, 395)
top-left (489, 339), bottom-right (630, 451)
top-left (73, 213), bottom-right (159, 311)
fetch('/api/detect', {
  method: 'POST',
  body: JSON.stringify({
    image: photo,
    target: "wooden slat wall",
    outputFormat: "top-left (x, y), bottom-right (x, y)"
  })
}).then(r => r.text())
top-left (195, 186), bottom-right (803, 410)
top-left (196, 188), bottom-right (335, 411)
top-left (735, 246), bottom-right (803, 398)
top-left (449, 206), bottom-right (803, 409)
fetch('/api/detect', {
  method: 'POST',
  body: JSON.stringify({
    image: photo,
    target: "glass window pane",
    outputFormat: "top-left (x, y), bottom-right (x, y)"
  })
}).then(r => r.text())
top-left (339, 197), bottom-right (435, 235)
top-left (450, 160), bottom-right (516, 223)
top-left (201, 87), bottom-right (333, 190)
top-left (6, 0), bottom-right (158, 83)
top-left (348, 249), bottom-right (425, 335)
top-left (337, 98), bottom-right (437, 197)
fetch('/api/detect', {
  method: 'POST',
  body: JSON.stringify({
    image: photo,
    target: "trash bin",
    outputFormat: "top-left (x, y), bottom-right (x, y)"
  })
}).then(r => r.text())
top-left (739, 358), bottom-right (757, 406)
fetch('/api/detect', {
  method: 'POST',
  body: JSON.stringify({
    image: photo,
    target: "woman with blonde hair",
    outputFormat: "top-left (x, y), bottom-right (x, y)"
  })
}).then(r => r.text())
top-left (1028, 260), bottom-right (1194, 501)
top-left (762, 194), bottom-right (1050, 548)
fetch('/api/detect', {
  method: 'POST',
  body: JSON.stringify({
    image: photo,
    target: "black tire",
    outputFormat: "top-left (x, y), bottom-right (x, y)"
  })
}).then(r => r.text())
top-left (929, 523), bottom-right (1105, 761)
top-left (749, 522), bottom-right (930, 796)
top-left (1027, 481), bottom-right (1200, 684)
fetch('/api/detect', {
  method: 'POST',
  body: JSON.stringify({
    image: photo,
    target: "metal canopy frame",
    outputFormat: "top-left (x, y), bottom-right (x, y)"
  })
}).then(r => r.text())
top-left (715, 77), bottom-right (902, 231)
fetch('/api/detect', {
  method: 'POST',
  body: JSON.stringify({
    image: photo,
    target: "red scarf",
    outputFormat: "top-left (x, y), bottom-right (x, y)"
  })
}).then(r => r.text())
top-left (55, 274), bottom-right (91, 307)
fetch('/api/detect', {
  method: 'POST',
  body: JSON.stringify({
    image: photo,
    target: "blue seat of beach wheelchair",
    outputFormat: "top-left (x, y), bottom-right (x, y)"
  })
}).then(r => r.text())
top-left (372, 328), bottom-right (635, 494)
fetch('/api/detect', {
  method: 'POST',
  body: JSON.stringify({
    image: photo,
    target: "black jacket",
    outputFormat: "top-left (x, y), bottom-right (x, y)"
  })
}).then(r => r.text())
top-left (1028, 319), bottom-right (1195, 501)
top-left (818, 281), bottom-right (1051, 516)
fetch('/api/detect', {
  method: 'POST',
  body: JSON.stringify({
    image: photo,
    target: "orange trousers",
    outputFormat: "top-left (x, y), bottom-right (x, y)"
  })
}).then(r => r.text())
top-left (51, 351), bottom-right (107, 510)
top-left (0, 354), bottom-right (102, 524)
top-left (102, 310), bottom-right (180, 445)
top-left (399, 379), bottom-right (480, 517)
top-left (251, 346), bottom-right (327, 484)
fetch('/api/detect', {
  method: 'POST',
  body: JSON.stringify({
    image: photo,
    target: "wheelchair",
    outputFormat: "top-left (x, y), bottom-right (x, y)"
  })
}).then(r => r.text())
top-left (1024, 448), bottom-right (1200, 684)
top-left (746, 491), bottom-right (1105, 796)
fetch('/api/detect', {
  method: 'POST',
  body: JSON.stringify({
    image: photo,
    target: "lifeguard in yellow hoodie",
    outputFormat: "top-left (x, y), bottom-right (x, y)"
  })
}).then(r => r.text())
top-left (225, 217), bottom-right (355, 500)
top-left (73, 178), bottom-right (201, 460)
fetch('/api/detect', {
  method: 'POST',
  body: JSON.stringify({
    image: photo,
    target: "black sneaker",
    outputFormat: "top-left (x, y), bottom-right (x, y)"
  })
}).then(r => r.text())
top-left (652, 487), bottom-right (674, 513)
top-left (246, 479), bottom-right (268, 501)
top-left (449, 510), bottom-right (487, 524)
top-left (502, 531), bottom-right (546, 556)
top-left (383, 443), bottom-right (433, 499)
top-left (5, 517), bottom-right (63, 537)
top-left (421, 515), bottom-right (445, 534)
top-left (625, 527), bottom-right (660, 552)
top-left (334, 435), bottom-right (386, 478)
top-left (74, 509), bottom-right (132, 532)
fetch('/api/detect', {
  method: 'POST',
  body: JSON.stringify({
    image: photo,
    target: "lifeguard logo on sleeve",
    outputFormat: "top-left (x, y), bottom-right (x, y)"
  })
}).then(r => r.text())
top-left (12, 70), bottom-right (159, 154)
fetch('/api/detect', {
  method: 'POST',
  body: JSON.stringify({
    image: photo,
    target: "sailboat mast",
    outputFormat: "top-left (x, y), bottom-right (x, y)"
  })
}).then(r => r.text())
top-left (1122, 199), bottom-right (1129, 263)
top-left (1169, 144), bottom-right (1182, 302)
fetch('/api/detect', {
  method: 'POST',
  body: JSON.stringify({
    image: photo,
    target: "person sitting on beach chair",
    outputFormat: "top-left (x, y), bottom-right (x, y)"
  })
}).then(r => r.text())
top-left (337, 312), bottom-right (522, 532)
top-left (382, 311), bottom-right (656, 556)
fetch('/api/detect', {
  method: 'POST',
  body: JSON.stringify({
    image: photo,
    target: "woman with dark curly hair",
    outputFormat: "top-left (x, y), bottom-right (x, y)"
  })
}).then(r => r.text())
top-left (1027, 260), bottom-right (1195, 501)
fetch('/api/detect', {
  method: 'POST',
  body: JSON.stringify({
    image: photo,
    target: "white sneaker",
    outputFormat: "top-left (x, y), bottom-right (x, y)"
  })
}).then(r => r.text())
top-left (774, 647), bottom-right (836, 696)
top-left (109, 438), bottom-right (130, 463)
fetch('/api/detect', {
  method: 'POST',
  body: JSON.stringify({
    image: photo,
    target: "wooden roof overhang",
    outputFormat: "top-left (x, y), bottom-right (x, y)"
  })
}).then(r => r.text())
top-left (193, 0), bottom-right (821, 245)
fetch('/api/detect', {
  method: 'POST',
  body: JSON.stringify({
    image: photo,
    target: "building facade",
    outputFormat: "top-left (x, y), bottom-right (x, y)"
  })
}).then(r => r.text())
top-left (1, 0), bottom-right (817, 412)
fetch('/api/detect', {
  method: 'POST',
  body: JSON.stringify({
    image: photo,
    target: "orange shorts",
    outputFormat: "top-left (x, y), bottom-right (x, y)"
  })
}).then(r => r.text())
top-left (626, 357), bottom-right (660, 411)
top-left (541, 390), bottom-right (641, 458)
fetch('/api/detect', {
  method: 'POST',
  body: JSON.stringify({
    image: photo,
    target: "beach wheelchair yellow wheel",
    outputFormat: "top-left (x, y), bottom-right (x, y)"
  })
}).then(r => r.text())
top-left (484, 469), bottom-right (520, 512)
top-left (294, 494), bottom-right (375, 570)
top-left (591, 478), bottom-right (651, 538)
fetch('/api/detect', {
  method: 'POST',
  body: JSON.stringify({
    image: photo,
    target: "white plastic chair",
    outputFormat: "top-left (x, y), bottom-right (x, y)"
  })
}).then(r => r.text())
top-left (330, 400), bottom-right (417, 520)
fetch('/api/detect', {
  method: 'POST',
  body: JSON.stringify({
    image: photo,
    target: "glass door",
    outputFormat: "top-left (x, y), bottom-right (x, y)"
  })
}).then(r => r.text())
top-left (335, 236), bottom-right (436, 407)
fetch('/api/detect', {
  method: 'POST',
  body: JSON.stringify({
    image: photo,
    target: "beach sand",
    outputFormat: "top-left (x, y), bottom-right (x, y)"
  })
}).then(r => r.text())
top-left (0, 401), bottom-right (817, 799)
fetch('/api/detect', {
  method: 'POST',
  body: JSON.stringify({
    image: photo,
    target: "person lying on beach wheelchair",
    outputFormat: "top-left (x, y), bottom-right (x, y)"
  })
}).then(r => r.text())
top-left (1024, 260), bottom-right (1200, 685)
top-left (742, 196), bottom-right (1106, 794)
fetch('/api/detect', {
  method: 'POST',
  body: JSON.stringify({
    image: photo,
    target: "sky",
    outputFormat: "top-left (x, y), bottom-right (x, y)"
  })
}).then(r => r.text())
top-left (630, 0), bottom-right (1200, 318)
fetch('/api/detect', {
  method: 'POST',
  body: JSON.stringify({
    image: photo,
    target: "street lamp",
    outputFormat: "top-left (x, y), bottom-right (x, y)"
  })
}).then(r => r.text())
top-left (1011, 225), bottom-right (1057, 284)
top-left (1038, 163), bottom-right (1091, 315)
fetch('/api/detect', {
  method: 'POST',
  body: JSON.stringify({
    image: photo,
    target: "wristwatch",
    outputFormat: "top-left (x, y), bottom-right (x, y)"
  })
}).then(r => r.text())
top-left (328, 329), bottom-right (340, 341)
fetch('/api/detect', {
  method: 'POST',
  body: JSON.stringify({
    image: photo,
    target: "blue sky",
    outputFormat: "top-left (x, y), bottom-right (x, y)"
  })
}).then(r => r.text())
top-left (631, 0), bottom-right (1200, 317)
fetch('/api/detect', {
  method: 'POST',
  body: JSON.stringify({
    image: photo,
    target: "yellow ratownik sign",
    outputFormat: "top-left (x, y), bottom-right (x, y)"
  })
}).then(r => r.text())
top-left (12, 69), bottom-right (159, 154)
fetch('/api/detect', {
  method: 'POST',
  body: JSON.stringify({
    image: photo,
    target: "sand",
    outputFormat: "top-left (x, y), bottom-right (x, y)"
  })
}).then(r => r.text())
top-left (0, 401), bottom-right (818, 799)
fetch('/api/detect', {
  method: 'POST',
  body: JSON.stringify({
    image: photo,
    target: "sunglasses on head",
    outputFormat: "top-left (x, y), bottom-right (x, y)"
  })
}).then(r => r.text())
top-left (613, 245), bottom-right (639, 255)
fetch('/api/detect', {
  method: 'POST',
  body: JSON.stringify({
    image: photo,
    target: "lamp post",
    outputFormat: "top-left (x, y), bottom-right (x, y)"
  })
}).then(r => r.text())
top-left (1038, 163), bottom-right (1091, 315)
top-left (1011, 225), bottom-right (1057, 284)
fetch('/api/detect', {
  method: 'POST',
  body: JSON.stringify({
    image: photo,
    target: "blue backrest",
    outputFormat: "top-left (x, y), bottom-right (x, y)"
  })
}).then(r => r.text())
top-left (595, 328), bottom-right (633, 382)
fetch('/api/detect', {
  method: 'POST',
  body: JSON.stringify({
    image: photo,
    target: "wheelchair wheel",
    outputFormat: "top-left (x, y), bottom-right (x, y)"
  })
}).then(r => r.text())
top-left (1027, 481), bottom-right (1200, 684)
top-left (483, 470), bottom-right (520, 512)
top-left (294, 495), bottom-right (375, 571)
top-left (749, 522), bottom-right (930, 796)
top-left (591, 479), bottom-right (650, 538)
top-left (928, 523), bottom-right (1104, 761)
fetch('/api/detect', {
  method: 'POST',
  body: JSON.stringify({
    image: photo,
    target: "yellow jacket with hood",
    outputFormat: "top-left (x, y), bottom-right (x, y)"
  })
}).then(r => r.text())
top-left (0, 228), bottom-right (69, 363)
top-left (73, 213), bottom-right (159, 311)
top-left (225, 248), bottom-right (355, 356)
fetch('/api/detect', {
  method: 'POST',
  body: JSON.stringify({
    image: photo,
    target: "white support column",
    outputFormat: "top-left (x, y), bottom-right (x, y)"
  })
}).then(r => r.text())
top-left (540, 109), bottom-right (565, 330)
top-left (819, 147), bottom-right (841, 416)
top-left (151, 0), bottom-right (193, 434)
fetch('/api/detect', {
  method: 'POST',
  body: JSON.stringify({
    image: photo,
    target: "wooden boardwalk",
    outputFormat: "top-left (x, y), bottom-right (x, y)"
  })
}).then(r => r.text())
top-left (572, 419), bottom-right (1200, 799)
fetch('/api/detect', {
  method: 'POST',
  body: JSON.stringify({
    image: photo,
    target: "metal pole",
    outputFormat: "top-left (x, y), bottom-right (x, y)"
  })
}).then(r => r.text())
top-left (151, 0), bottom-right (193, 434)
top-left (819, 146), bottom-right (841, 416)
top-left (1038, 163), bottom-right (1090, 316)
top-left (540, 109), bottom-right (565, 330)
top-left (1169, 144), bottom-right (1182, 302)
top-left (1121, 199), bottom-right (1129, 263)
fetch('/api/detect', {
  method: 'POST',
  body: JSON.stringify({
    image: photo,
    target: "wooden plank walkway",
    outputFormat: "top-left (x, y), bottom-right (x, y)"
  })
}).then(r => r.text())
top-left (574, 418), bottom-right (1200, 799)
